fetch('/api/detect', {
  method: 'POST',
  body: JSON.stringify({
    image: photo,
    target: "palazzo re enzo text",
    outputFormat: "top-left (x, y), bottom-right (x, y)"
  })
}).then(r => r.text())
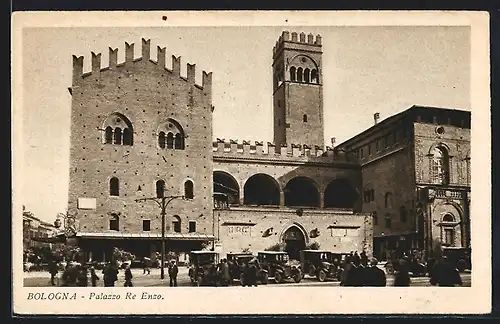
top-left (66, 32), bottom-right (471, 263)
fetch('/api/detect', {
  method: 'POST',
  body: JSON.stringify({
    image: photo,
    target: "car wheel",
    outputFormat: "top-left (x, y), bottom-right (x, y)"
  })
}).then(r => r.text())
top-left (317, 270), bottom-right (327, 282)
top-left (293, 270), bottom-right (302, 283)
top-left (275, 271), bottom-right (284, 283)
top-left (261, 272), bottom-right (268, 285)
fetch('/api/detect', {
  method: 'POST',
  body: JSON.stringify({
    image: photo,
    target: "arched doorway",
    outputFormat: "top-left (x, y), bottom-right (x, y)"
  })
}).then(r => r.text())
top-left (282, 225), bottom-right (306, 261)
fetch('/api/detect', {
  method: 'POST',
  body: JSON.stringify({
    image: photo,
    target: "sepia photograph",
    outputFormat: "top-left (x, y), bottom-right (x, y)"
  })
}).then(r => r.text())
top-left (12, 11), bottom-right (491, 315)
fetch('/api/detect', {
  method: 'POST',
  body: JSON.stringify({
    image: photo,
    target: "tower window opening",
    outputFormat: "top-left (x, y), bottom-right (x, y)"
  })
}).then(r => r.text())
top-left (156, 180), bottom-right (165, 198)
top-left (109, 177), bottom-right (119, 196)
top-left (290, 67), bottom-right (296, 81)
top-left (184, 180), bottom-right (194, 199)
top-left (297, 68), bottom-right (303, 82)
top-left (174, 133), bottom-right (184, 149)
top-left (166, 133), bottom-right (174, 149)
top-left (158, 131), bottom-right (166, 149)
top-left (114, 128), bottom-right (122, 145)
top-left (311, 69), bottom-right (318, 83)
top-left (105, 127), bottom-right (113, 144)
top-left (304, 68), bottom-right (310, 83)
top-left (303, 114), bottom-right (308, 122)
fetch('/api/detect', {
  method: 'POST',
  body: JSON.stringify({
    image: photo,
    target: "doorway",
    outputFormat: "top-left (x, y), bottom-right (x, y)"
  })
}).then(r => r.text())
top-left (282, 226), bottom-right (306, 261)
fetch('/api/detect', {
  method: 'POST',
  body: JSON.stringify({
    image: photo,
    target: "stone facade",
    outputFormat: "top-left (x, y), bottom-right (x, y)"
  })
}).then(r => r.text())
top-left (337, 107), bottom-right (471, 260)
top-left (215, 207), bottom-right (372, 258)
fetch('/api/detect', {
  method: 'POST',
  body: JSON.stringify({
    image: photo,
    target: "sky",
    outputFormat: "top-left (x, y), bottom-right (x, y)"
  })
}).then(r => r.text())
top-left (20, 26), bottom-right (471, 223)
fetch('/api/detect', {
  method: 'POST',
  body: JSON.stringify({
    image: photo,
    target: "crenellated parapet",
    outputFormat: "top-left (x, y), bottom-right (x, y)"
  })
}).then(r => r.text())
top-left (71, 38), bottom-right (212, 94)
top-left (212, 139), bottom-right (357, 164)
top-left (273, 31), bottom-right (322, 56)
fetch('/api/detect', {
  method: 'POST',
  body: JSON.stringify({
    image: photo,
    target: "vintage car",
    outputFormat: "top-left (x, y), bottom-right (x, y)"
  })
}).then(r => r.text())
top-left (257, 251), bottom-right (302, 284)
top-left (226, 252), bottom-right (269, 285)
top-left (188, 251), bottom-right (220, 286)
top-left (299, 250), bottom-right (342, 282)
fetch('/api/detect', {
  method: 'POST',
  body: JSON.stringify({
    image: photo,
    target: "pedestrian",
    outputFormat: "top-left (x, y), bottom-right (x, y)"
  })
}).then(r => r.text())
top-left (168, 260), bottom-right (178, 287)
top-left (360, 251), bottom-right (369, 267)
top-left (430, 256), bottom-right (463, 287)
top-left (143, 257), bottom-right (151, 275)
top-left (247, 261), bottom-right (258, 287)
top-left (362, 258), bottom-right (387, 287)
top-left (103, 262), bottom-right (119, 287)
top-left (48, 259), bottom-right (59, 286)
top-left (76, 264), bottom-right (89, 287)
top-left (89, 264), bottom-right (99, 287)
top-left (124, 264), bottom-right (133, 287)
top-left (218, 259), bottom-right (230, 287)
top-left (393, 259), bottom-right (411, 287)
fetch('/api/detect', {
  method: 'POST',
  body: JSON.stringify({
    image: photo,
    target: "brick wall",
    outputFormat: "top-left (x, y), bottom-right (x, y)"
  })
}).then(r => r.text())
top-left (67, 41), bottom-right (214, 236)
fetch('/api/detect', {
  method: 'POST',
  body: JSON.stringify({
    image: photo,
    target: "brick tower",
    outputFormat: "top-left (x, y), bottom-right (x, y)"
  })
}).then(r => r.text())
top-left (272, 31), bottom-right (324, 149)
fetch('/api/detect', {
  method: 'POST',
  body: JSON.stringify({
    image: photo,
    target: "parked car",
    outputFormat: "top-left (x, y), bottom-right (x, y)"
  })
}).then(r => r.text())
top-left (257, 251), bottom-right (302, 284)
top-left (299, 250), bottom-right (342, 282)
top-left (188, 251), bottom-right (220, 286)
top-left (226, 252), bottom-right (268, 285)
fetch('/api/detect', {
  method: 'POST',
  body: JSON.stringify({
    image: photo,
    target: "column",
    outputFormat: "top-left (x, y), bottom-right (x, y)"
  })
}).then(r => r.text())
top-left (280, 191), bottom-right (285, 207)
top-left (319, 191), bottom-right (325, 209)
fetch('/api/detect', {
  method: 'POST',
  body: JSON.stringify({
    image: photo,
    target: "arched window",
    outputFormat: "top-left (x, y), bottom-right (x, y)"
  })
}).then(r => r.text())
top-left (244, 174), bottom-right (280, 206)
top-left (311, 69), bottom-right (318, 83)
top-left (172, 215), bottom-right (181, 233)
top-left (109, 214), bottom-right (119, 231)
top-left (284, 176), bottom-right (319, 207)
top-left (431, 146), bottom-right (450, 184)
top-left (105, 126), bottom-right (113, 144)
top-left (442, 214), bottom-right (455, 222)
top-left (156, 180), bottom-right (165, 198)
top-left (158, 132), bottom-right (166, 149)
top-left (110, 177), bottom-right (119, 196)
top-left (114, 127), bottom-right (122, 145)
top-left (297, 68), bottom-right (303, 82)
top-left (184, 180), bottom-right (194, 199)
top-left (122, 128), bottom-right (133, 146)
top-left (174, 133), bottom-right (184, 149)
top-left (400, 206), bottom-right (407, 223)
top-left (324, 179), bottom-right (358, 208)
top-left (303, 114), bottom-right (308, 122)
top-left (385, 193), bottom-right (393, 209)
top-left (166, 133), bottom-right (174, 149)
top-left (290, 67), bottom-right (296, 81)
top-left (102, 113), bottom-right (134, 146)
top-left (304, 68), bottom-right (310, 83)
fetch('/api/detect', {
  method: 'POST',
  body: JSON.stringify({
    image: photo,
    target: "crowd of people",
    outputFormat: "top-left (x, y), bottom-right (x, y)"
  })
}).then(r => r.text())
top-left (339, 251), bottom-right (464, 287)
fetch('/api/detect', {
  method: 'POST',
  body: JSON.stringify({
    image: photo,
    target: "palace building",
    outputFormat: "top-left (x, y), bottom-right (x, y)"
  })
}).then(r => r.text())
top-left (65, 31), bottom-right (469, 263)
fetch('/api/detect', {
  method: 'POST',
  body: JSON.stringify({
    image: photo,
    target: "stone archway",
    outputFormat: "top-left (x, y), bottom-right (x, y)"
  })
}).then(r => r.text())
top-left (281, 225), bottom-right (307, 261)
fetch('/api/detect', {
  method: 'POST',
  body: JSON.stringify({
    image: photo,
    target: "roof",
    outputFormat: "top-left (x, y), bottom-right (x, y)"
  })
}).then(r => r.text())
top-left (257, 251), bottom-right (288, 254)
top-left (191, 251), bottom-right (218, 254)
top-left (302, 250), bottom-right (331, 253)
top-left (76, 232), bottom-right (215, 241)
top-left (337, 105), bottom-right (471, 149)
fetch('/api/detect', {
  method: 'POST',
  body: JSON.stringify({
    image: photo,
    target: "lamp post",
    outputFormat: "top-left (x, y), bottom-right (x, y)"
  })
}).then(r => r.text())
top-left (135, 193), bottom-right (185, 280)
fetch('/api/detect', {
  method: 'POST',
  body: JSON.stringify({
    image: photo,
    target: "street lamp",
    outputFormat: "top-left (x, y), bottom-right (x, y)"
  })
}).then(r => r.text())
top-left (135, 189), bottom-right (185, 280)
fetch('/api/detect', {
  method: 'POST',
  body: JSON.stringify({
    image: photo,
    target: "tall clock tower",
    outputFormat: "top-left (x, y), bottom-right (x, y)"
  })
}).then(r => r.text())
top-left (272, 31), bottom-right (324, 149)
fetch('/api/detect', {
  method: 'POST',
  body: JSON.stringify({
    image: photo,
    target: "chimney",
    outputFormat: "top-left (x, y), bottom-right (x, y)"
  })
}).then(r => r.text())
top-left (374, 112), bottom-right (380, 125)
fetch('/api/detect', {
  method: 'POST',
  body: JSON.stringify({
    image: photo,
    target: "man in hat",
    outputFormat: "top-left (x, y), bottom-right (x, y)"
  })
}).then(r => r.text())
top-left (168, 260), bottom-right (179, 287)
top-left (362, 258), bottom-right (387, 287)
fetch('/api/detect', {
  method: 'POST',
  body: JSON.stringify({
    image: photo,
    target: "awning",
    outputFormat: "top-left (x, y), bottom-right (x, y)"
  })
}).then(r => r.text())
top-left (76, 232), bottom-right (215, 241)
